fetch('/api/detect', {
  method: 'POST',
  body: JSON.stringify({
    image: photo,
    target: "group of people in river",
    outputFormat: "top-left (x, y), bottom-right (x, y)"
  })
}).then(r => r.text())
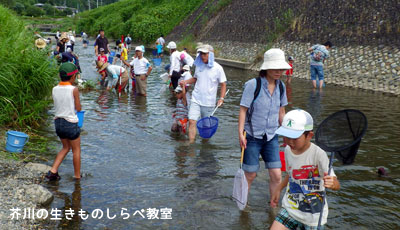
top-left (43, 27), bottom-right (338, 229)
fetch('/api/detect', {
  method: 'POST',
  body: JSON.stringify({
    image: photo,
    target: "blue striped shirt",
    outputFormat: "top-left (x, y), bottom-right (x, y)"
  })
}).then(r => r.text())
top-left (240, 77), bottom-right (287, 140)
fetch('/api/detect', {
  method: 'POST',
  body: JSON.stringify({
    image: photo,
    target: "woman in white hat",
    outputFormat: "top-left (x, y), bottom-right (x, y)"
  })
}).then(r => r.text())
top-left (238, 48), bottom-right (292, 207)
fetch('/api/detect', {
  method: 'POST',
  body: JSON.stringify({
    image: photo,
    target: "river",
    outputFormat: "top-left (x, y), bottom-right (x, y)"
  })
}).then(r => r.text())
top-left (43, 42), bottom-right (400, 229)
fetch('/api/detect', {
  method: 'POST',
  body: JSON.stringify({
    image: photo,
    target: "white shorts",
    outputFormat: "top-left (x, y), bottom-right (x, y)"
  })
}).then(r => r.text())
top-left (188, 101), bottom-right (214, 121)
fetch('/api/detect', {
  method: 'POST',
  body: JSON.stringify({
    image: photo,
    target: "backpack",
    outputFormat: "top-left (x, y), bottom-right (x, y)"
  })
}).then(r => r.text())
top-left (246, 77), bottom-right (284, 137)
top-left (311, 46), bottom-right (324, 61)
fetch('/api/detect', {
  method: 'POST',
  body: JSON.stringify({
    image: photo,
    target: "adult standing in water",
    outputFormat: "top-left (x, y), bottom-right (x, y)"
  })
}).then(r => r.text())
top-left (56, 32), bottom-right (68, 53)
top-left (308, 41), bottom-right (332, 88)
top-left (238, 49), bottom-right (290, 206)
top-left (95, 29), bottom-right (110, 57)
top-left (122, 46), bottom-right (153, 96)
top-left (180, 44), bottom-right (227, 143)
top-left (167, 41), bottom-right (182, 90)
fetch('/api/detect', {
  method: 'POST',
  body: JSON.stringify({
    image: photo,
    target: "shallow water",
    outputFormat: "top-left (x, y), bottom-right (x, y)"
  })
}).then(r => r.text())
top-left (44, 42), bottom-right (400, 229)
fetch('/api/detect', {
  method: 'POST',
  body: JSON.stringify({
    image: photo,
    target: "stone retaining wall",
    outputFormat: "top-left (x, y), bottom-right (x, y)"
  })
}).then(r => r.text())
top-left (275, 40), bottom-right (400, 95)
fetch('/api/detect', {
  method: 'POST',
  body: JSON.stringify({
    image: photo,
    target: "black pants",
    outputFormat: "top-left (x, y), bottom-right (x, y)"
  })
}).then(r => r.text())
top-left (171, 70), bottom-right (181, 89)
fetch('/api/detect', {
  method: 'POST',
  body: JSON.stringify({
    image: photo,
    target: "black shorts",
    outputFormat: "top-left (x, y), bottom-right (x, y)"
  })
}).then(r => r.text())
top-left (171, 70), bottom-right (181, 89)
top-left (55, 118), bottom-right (80, 140)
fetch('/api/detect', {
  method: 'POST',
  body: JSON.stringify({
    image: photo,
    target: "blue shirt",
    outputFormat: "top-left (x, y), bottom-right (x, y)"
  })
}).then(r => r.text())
top-left (240, 77), bottom-right (288, 140)
top-left (310, 44), bottom-right (329, 66)
top-left (157, 44), bottom-right (163, 54)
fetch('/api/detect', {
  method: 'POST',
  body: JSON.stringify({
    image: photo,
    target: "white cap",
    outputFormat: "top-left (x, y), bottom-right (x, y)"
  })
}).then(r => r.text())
top-left (275, 109), bottom-right (314, 138)
top-left (182, 65), bottom-right (190, 71)
top-left (174, 85), bottom-right (183, 93)
top-left (196, 44), bottom-right (214, 53)
top-left (135, 46), bottom-right (143, 52)
top-left (260, 48), bottom-right (292, 70)
top-left (166, 41), bottom-right (177, 49)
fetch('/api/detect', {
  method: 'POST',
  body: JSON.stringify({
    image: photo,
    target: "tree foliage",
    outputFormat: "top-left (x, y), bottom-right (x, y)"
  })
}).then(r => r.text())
top-left (77, 0), bottom-right (204, 44)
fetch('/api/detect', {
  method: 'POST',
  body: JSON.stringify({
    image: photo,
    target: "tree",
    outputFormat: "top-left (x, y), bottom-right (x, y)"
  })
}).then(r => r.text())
top-left (43, 3), bottom-right (54, 15)
top-left (13, 2), bottom-right (25, 14)
top-left (0, 0), bottom-right (14, 8)
top-left (64, 7), bottom-right (72, 15)
top-left (25, 5), bottom-right (44, 17)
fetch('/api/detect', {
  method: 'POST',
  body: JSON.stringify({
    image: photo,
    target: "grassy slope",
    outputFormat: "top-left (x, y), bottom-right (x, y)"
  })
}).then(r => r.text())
top-left (75, 0), bottom-right (205, 44)
top-left (0, 6), bottom-right (58, 128)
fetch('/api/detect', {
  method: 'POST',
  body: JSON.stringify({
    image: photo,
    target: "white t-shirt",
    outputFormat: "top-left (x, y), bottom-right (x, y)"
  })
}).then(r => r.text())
top-left (191, 62), bottom-right (227, 107)
top-left (282, 143), bottom-right (336, 227)
top-left (52, 84), bottom-right (78, 123)
top-left (169, 51), bottom-right (182, 75)
top-left (182, 51), bottom-right (194, 67)
top-left (106, 65), bottom-right (125, 78)
top-left (157, 37), bottom-right (165, 46)
top-left (130, 57), bottom-right (150, 75)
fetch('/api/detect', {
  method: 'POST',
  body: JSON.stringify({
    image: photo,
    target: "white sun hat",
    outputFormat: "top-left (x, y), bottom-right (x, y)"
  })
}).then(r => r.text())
top-left (196, 44), bottom-right (214, 53)
top-left (275, 109), bottom-right (314, 139)
top-left (166, 41), bottom-right (177, 49)
top-left (182, 65), bottom-right (190, 71)
top-left (260, 48), bottom-right (292, 70)
top-left (135, 46), bottom-right (143, 52)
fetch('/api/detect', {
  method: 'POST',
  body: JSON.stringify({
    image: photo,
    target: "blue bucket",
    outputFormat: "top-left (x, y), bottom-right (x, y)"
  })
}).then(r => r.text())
top-left (77, 111), bottom-right (85, 128)
top-left (197, 116), bottom-right (219, 138)
top-left (5, 131), bottom-right (29, 153)
top-left (153, 58), bottom-right (162, 66)
top-left (108, 51), bottom-right (116, 64)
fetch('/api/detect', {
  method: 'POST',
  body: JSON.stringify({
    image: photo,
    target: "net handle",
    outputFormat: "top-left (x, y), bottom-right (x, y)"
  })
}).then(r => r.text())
top-left (317, 151), bottom-right (335, 229)
top-left (211, 89), bottom-right (229, 117)
top-left (240, 132), bottom-right (246, 168)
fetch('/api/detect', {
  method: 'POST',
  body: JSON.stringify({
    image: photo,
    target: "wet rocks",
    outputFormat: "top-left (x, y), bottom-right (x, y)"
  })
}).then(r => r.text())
top-left (0, 159), bottom-right (53, 229)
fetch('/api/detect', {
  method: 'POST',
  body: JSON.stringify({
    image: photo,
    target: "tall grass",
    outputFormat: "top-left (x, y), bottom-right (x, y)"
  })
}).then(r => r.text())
top-left (0, 6), bottom-right (58, 128)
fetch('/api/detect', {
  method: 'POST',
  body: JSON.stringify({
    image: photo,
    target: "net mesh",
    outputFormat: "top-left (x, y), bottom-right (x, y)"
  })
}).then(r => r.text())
top-left (197, 116), bottom-right (219, 138)
top-left (315, 109), bottom-right (367, 165)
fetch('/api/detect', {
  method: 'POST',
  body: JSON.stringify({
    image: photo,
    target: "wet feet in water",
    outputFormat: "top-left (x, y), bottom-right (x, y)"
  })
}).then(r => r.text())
top-left (46, 170), bottom-right (61, 181)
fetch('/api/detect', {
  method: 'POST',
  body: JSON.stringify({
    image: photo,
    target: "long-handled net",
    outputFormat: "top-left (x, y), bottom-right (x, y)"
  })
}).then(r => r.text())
top-left (315, 109), bottom-right (368, 229)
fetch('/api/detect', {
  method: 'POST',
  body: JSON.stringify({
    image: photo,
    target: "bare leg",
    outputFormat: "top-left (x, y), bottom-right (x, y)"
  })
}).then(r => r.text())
top-left (319, 80), bottom-right (324, 88)
top-left (268, 168), bottom-right (282, 203)
top-left (270, 220), bottom-right (287, 230)
top-left (69, 136), bottom-right (81, 179)
top-left (244, 171), bottom-right (257, 191)
top-left (50, 138), bottom-right (71, 173)
top-left (312, 80), bottom-right (317, 88)
top-left (188, 119), bottom-right (197, 143)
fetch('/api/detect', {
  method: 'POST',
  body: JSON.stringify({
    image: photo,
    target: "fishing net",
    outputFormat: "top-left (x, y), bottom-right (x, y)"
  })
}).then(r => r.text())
top-left (315, 109), bottom-right (367, 165)
top-left (197, 116), bottom-right (219, 138)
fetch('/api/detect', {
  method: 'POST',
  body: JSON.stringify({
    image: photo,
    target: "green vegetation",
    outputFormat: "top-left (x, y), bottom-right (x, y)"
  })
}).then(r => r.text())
top-left (209, 0), bottom-right (231, 15)
top-left (22, 16), bottom-right (76, 33)
top-left (76, 0), bottom-right (205, 44)
top-left (265, 8), bottom-right (294, 49)
top-left (177, 34), bottom-right (197, 54)
top-left (0, 5), bottom-right (58, 128)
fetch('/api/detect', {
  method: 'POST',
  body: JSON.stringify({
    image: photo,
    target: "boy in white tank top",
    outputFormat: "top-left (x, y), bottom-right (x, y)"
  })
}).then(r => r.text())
top-left (46, 62), bottom-right (82, 181)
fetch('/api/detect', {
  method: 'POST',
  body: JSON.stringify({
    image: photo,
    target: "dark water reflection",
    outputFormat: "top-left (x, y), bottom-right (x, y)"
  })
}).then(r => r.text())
top-left (45, 43), bottom-right (400, 229)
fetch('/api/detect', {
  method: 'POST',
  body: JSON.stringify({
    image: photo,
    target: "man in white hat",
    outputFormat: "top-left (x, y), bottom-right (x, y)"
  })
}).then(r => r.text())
top-left (180, 44), bottom-right (227, 143)
top-left (167, 41), bottom-right (182, 89)
top-left (122, 46), bottom-right (152, 96)
top-left (238, 48), bottom-right (291, 206)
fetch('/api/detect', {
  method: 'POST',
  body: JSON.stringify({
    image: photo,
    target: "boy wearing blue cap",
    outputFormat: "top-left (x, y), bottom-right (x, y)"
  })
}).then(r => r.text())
top-left (270, 109), bottom-right (340, 230)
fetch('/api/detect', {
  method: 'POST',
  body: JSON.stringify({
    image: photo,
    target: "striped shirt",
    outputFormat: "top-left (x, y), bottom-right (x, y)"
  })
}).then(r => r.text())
top-left (175, 99), bottom-right (188, 121)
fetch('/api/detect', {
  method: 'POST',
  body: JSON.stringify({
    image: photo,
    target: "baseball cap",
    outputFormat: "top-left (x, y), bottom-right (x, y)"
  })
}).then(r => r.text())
top-left (135, 46), bottom-right (143, 52)
top-left (174, 85), bottom-right (183, 93)
top-left (196, 44), bottom-right (213, 53)
top-left (275, 109), bottom-right (313, 138)
top-left (166, 41), bottom-right (177, 49)
top-left (59, 62), bottom-right (78, 78)
top-left (100, 48), bottom-right (105, 52)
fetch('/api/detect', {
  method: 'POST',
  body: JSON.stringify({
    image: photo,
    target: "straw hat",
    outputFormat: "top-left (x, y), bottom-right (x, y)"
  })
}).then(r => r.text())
top-left (60, 32), bottom-right (69, 41)
top-left (260, 49), bottom-right (291, 70)
top-left (35, 38), bottom-right (47, 49)
top-left (96, 61), bottom-right (109, 72)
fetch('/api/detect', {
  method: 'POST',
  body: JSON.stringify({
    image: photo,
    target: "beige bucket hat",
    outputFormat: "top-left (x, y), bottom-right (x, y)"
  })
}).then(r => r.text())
top-left (260, 48), bottom-right (292, 70)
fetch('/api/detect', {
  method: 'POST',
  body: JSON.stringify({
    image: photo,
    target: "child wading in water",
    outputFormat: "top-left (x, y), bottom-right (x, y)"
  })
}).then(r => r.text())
top-left (171, 85), bottom-right (188, 134)
top-left (271, 109), bottom-right (340, 230)
top-left (285, 56), bottom-right (294, 84)
top-left (46, 62), bottom-right (82, 181)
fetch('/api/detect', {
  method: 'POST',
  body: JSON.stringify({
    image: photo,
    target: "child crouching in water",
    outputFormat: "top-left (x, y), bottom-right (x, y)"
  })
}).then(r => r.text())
top-left (171, 85), bottom-right (188, 134)
top-left (270, 109), bottom-right (340, 230)
top-left (46, 62), bottom-right (82, 181)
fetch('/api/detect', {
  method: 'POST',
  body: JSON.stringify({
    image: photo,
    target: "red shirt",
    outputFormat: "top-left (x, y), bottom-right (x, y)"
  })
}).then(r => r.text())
top-left (286, 63), bottom-right (293, 75)
top-left (97, 55), bottom-right (108, 63)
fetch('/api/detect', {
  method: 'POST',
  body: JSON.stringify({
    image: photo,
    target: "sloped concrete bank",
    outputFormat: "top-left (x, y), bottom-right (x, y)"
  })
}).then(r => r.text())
top-left (206, 40), bottom-right (400, 95)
